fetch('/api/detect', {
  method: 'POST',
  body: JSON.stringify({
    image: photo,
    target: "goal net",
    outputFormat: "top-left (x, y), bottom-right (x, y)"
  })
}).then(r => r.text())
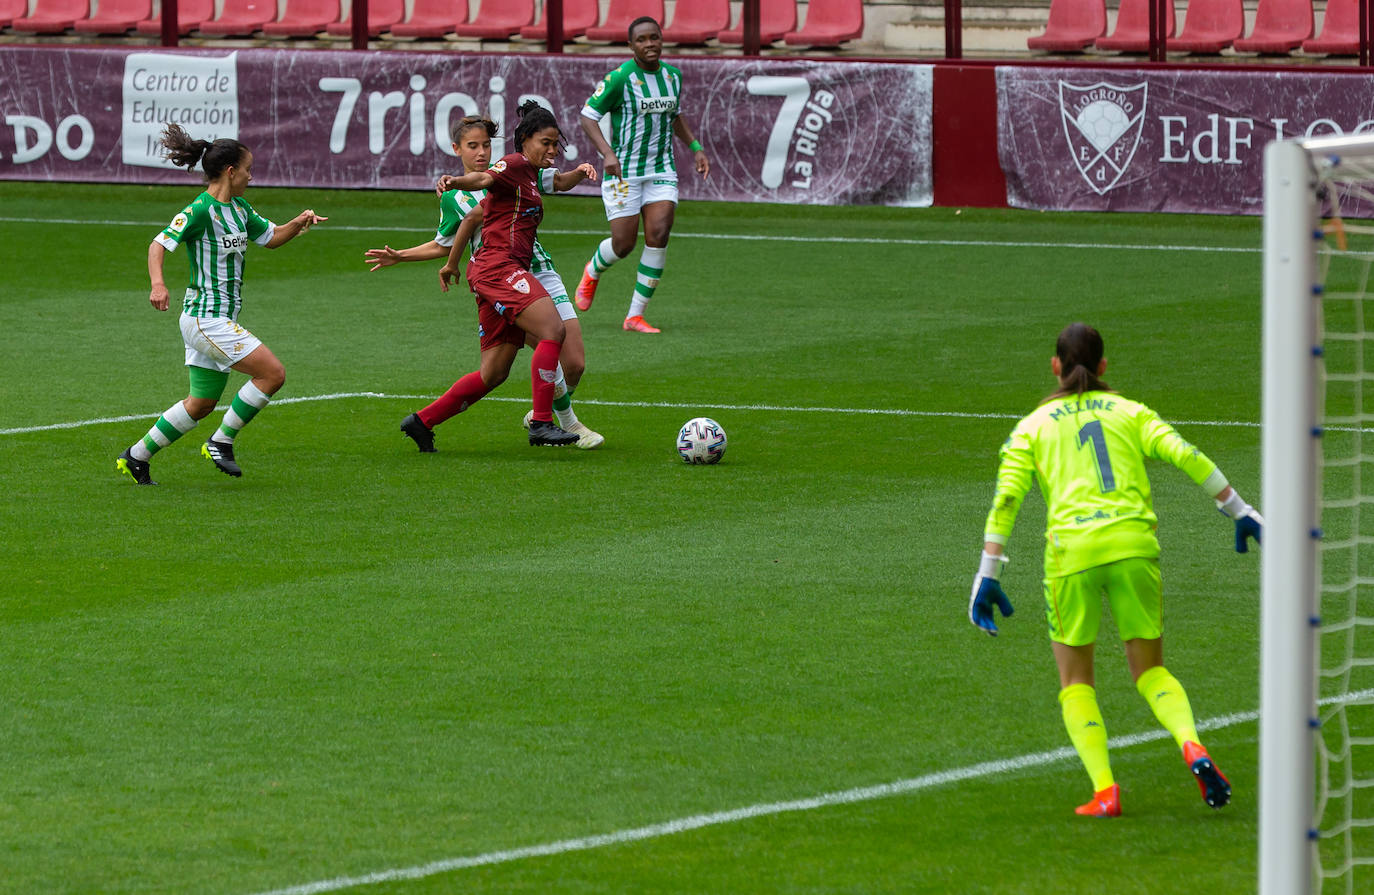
top-left (1262, 135), bottom-right (1374, 895)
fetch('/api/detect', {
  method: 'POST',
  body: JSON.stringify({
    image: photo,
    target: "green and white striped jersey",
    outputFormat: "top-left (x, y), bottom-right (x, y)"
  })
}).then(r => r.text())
top-left (437, 169), bottom-right (557, 273)
top-left (154, 191), bottom-right (274, 320)
top-left (581, 59), bottom-right (683, 178)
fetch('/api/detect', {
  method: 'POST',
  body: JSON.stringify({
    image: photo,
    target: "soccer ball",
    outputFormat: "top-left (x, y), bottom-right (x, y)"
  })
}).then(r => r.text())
top-left (677, 417), bottom-right (726, 465)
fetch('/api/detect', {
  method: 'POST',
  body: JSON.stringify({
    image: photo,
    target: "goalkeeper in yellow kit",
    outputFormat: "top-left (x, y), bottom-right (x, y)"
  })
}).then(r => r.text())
top-left (969, 323), bottom-right (1263, 818)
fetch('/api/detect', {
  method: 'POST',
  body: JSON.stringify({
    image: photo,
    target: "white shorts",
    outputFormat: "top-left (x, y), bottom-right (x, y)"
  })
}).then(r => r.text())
top-left (601, 174), bottom-right (679, 221)
top-left (535, 269), bottom-right (579, 322)
top-left (180, 313), bottom-right (262, 372)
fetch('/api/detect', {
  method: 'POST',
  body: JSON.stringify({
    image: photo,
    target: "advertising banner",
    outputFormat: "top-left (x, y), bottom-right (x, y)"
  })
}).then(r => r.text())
top-left (998, 66), bottom-right (1374, 214)
top-left (0, 46), bottom-right (933, 207)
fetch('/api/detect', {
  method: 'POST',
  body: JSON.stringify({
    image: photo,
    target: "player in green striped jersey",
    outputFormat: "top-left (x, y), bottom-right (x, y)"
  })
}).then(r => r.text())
top-left (574, 15), bottom-right (710, 334)
top-left (115, 124), bottom-right (325, 485)
top-left (968, 324), bottom-right (1263, 818)
top-left (363, 116), bottom-right (601, 449)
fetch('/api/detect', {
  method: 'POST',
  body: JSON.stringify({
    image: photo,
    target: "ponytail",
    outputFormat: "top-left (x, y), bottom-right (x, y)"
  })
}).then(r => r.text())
top-left (1045, 322), bottom-right (1112, 402)
top-left (159, 123), bottom-right (247, 182)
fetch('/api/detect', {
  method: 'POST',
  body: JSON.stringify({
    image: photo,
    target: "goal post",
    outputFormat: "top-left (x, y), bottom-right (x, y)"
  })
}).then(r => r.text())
top-left (1261, 134), bottom-right (1374, 895)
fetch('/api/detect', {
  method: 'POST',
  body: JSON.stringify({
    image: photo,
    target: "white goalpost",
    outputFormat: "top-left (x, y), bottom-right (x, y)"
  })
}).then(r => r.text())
top-left (1262, 134), bottom-right (1374, 895)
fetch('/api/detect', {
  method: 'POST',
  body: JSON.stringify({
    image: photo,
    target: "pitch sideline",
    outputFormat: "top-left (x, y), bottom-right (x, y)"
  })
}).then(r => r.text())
top-left (0, 391), bottom-right (1261, 437)
top-left (246, 688), bottom-right (1374, 895)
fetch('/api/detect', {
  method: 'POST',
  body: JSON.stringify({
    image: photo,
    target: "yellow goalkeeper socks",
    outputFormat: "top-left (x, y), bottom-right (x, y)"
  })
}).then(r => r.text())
top-left (1059, 684), bottom-right (1115, 792)
top-left (1136, 665), bottom-right (1200, 751)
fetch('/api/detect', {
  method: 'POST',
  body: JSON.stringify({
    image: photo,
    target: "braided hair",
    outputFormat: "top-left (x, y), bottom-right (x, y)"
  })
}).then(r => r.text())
top-left (512, 100), bottom-right (561, 155)
top-left (158, 123), bottom-right (247, 181)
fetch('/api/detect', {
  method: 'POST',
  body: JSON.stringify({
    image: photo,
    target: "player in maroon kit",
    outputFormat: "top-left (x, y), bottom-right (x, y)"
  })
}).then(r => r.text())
top-left (400, 101), bottom-right (597, 449)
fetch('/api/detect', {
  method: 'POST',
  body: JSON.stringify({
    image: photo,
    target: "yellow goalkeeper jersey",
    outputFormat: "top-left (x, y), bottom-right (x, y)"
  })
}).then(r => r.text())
top-left (984, 390), bottom-right (1227, 578)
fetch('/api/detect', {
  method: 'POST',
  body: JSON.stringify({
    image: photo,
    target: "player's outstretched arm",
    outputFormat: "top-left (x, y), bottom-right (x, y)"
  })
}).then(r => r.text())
top-left (968, 545), bottom-right (1014, 636)
top-left (364, 241), bottom-right (447, 271)
top-left (147, 242), bottom-right (170, 311)
top-left (439, 207), bottom-right (482, 293)
top-left (551, 163), bottom-right (598, 192)
top-left (438, 171), bottom-right (493, 194)
top-left (1215, 486), bottom-right (1264, 553)
top-left (266, 209), bottom-right (327, 248)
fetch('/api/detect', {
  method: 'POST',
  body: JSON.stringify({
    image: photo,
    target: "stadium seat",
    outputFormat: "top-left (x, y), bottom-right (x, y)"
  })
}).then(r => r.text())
top-left (717, 0), bottom-right (796, 44)
top-left (585, 0), bottom-right (665, 42)
top-left (261, 0), bottom-right (339, 35)
top-left (1232, 0), bottom-right (1312, 52)
top-left (1303, 0), bottom-right (1360, 54)
top-left (662, 0), bottom-right (729, 43)
top-left (1094, 0), bottom-right (1176, 50)
top-left (196, 0), bottom-right (273, 34)
top-left (73, 0), bottom-right (148, 32)
top-left (10, 0), bottom-right (88, 33)
top-left (325, 0), bottom-right (403, 35)
top-left (1026, 0), bottom-right (1107, 51)
top-left (0, 0), bottom-right (27, 27)
top-left (1169, 0), bottom-right (1244, 51)
top-left (453, 0), bottom-right (531, 37)
top-left (388, 0), bottom-right (467, 37)
top-left (782, 0), bottom-right (864, 47)
top-left (518, 0), bottom-right (598, 39)
top-left (135, 0), bottom-right (213, 34)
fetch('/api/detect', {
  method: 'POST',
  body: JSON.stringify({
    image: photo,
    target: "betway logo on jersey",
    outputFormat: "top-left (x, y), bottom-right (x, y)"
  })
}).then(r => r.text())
top-left (1058, 81), bottom-right (1147, 195)
top-left (637, 98), bottom-right (677, 114)
top-left (220, 233), bottom-right (248, 252)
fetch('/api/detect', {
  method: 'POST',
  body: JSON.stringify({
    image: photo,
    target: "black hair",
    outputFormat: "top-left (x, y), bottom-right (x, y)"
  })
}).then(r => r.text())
top-left (159, 123), bottom-right (247, 181)
top-left (1046, 322), bottom-right (1112, 401)
top-left (512, 100), bottom-right (561, 153)
top-left (627, 15), bottom-right (660, 41)
top-left (451, 115), bottom-right (498, 144)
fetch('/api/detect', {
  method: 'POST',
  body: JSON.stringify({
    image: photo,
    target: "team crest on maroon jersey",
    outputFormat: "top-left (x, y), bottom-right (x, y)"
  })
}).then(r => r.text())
top-left (1058, 81), bottom-right (1147, 195)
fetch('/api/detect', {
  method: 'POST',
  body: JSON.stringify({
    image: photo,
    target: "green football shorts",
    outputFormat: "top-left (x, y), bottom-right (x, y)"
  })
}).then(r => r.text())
top-left (1043, 556), bottom-right (1163, 646)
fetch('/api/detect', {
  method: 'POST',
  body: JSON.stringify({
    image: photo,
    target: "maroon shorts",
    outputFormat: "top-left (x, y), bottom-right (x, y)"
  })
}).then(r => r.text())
top-left (468, 262), bottom-right (549, 352)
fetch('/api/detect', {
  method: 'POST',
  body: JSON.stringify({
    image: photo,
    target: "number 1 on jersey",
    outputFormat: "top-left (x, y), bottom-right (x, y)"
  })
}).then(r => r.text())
top-left (1077, 420), bottom-right (1117, 493)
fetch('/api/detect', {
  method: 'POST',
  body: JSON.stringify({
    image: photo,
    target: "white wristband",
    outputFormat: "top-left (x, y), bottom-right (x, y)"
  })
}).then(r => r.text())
top-left (978, 551), bottom-right (1007, 580)
top-left (1216, 490), bottom-right (1250, 519)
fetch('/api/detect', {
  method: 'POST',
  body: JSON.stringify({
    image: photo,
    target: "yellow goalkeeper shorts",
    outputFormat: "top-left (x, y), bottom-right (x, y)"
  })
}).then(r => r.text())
top-left (1043, 556), bottom-right (1163, 646)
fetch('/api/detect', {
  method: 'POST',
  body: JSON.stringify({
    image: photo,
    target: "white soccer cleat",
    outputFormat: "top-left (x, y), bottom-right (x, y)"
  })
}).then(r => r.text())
top-left (566, 421), bottom-right (604, 450)
top-left (521, 409), bottom-right (534, 430)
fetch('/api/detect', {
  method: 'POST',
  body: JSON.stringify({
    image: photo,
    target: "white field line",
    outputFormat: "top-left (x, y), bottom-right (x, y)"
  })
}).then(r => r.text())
top-left (0, 215), bottom-right (1259, 253)
top-left (247, 688), bottom-right (1374, 895)
top-left (0, 392), bottom-right (1263, 437)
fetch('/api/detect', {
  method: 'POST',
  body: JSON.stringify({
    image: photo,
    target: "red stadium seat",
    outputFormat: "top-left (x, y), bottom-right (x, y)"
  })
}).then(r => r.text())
top-left (389, 0), bottom-right (467, 36)
top-left (519, 0), bottom-right (598, 39)
top-left (11, 0), bottom-right (89, 33)
top-left (782, 0), bottom-right (863, 47)
top-left (325, 0), bottom-right (403, 35)
top-left (262, 0), bottom-right (339, 35)
top-left (1026, 0), bottom-right (1107, 51)
top-left (0, 0), bottom-right (23, 27)
top-left (1233, 0), bottom-right (1312, 52)
top-left (135, 0), bottom-right (213, 33)
top-left (1094, 0), bottom-right (1176, 50)
top-left (197, 0), bottom-right (273, 34)
top-left (662, 0), bottom-right (729, 43)
top-left (1303, 0), bottom-right (1360, 54)
top-left (453, 0), bottom-right (531, 37)
top-left (73, 0), bottom-right (148, 32)
top-left (1169, 0), bottom-right (1243, 51)
top-left (717, 0), bottom-right (796, 44)
top-left (585, 0), bottom-right (665, 42)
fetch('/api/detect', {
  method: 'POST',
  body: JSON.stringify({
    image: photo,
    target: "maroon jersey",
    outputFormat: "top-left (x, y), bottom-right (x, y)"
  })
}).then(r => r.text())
top-left (470, 152), bottom-right (544, 273)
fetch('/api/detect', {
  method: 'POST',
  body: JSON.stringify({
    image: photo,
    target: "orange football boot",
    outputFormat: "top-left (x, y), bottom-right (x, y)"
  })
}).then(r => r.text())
top-left (623, 315), bottom-right (661, 333)
top-left (1075, 784), bottom-right (1122, 818)
top-left (574, 265), bottom-right (598, 311)
top-left (1184, 741), bottom-right (1231, 808)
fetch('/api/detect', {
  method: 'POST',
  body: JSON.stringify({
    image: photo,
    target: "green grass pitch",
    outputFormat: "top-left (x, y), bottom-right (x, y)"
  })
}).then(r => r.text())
top-left (0, 180), bottom-right (1265, 894)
